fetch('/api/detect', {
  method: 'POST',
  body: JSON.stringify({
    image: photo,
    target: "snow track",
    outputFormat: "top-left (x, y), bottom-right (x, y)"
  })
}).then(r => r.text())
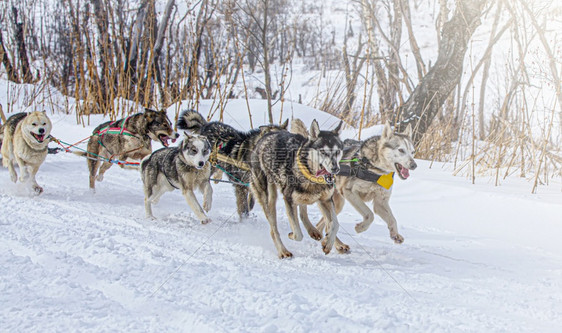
top-left (1, 115), bottom-right (562, 331)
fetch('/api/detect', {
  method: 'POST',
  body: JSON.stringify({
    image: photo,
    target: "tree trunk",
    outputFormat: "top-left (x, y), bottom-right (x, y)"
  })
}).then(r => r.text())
top-left (262, 0), bottom-right (274, 124)
top-left (12, 6), bottom-right (33, 83)
top-left (397, 0), bottom-right (487, 144)
top-left (0, 28), bottom-right (19, 83)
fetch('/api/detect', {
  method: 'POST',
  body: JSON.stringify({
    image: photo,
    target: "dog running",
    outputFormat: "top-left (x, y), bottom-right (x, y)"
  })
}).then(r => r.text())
top-left (141, 133), bottom-right (213, 224)
top-left (177, 109), bottom-right (288, 220)
top-left (250, 119), bottom-right (343, 258)
top-left (313, 122), bottom-right (417, 248)
top-left (1, 111), bottom-right (53, 194)
top-left (86, 108), bottom-right (178, 190)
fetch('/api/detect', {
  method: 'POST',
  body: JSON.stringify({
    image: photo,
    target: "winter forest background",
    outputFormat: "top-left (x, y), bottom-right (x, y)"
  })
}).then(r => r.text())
top-left (0, 0), bottom-right (561, 190)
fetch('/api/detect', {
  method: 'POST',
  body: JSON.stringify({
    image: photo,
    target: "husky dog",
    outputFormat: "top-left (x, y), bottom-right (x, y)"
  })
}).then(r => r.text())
top-left (141, 133), bottom-right (213, 224)
top-left (87, 108), bottom-right (179, 190)
top-left (1, 112), bottom-right (53, 194)
top-left (250, 119), bottom-right (343, 258)
top-left (177, 109), bottom-right (288, 219)
top-left (315, 122), bottom-right (417, 247)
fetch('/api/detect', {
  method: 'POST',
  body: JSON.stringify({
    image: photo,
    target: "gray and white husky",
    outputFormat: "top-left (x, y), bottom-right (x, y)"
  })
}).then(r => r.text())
top-left (250, 119), bottom-right (343, 258)
top-left (141, 133), bottom-right (213, 224)
top-left (315, 121), bottom-right (417, 247)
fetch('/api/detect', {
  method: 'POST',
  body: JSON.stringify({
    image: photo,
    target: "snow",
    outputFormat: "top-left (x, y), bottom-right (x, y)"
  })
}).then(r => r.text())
top-left (1, 100), bottom-right (561, 332)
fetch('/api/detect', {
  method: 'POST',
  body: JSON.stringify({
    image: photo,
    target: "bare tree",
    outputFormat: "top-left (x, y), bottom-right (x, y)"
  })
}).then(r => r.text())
top-left (397, 0), bottom-right (488, 144)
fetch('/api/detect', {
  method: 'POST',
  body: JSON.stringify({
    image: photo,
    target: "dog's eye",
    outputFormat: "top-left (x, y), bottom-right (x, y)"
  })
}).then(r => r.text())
top-left (42, 123), bottom-right (46, 126)
top-left (32, 123), bottom-right (37, 126)
top-left (190, 148), bottom-right (198, 155)
top-left (398, 148), bottom-right (405, 154)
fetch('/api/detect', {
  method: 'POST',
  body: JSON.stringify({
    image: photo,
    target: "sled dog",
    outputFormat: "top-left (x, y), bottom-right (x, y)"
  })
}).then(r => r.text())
top-left (177, 109), bottom-right (288, 219)
top-left (141, 133), bottom-right (213, 224)
top-left (314, 122), bottom-right (417, 247)
top-left (1, 111), bottom-right (53, 194)
top-left (86, 108), bottom-right (178, 190)
top-left (250, 119), bottom-right (343, 258)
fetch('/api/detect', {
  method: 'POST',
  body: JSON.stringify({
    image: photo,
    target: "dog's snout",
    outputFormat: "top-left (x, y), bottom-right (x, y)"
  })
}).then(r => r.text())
top-left (410, 160), bottom-right (417, 170)
top-left (38, 128), bottom-right (45, 134)
top-left (198, 161), bottom-right (205, 168)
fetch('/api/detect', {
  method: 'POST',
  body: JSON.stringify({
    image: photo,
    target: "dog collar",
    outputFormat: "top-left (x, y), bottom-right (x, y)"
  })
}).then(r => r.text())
top-left (296, 147), bottom-right (330, 185)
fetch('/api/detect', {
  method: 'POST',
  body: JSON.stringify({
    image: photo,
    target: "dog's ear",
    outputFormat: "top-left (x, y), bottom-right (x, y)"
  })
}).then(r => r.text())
top-left (310, 119), bottom-right (320, 139)
top-left (332, 120), bottom-right (343, 135)
top-left (382, 121), bottom-right (393, 140)
top-left (402, 124), bottom-right (413, 138)
top-left (280, 118), bottom-right (289, 130)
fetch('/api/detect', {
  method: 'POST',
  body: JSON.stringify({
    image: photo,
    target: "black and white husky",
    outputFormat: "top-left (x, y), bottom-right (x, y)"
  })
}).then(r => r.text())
top-left (140, 133), bottom-right (212, 224)
top-left (250, 119), bottom-right (343, 258)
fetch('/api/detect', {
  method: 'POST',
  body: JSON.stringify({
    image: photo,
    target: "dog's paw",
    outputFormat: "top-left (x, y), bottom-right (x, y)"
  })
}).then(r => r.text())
top-left (146, 214), bottom-right (157, 221)
top-left (355, 222), bottom-right (369, 233)
top-left (201, 218), bottom-right (212, 225)
top-left (321, 238), bottom-right (333, 255)
top-left (32, 185), bottom-right (44, 195)
top-left (288, 231), bottom-right (303, 241)
top-left (278, 250), bottom-right (293, 259)
top-left (203, 201), bottom-right (212, 212)
top-left (308, 228), bottom-right (322, 241)
top-left (336, 242), bottom-right (350, 254)
top-left (10, 174), bottom-right (18, 183)
top-left (96, 174), bottom-right (104, 182)
top-left (391, 233), bottom-right (404, 244)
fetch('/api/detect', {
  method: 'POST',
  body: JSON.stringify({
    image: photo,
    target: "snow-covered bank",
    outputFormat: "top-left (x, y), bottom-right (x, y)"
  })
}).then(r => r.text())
top-left (1, 108), bottom-right (561, 332)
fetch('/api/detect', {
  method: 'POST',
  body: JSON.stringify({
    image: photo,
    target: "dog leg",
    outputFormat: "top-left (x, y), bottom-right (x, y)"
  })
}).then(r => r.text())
top-left (234, 185), bottom-right (250, 218)
top-left (373, 195), bottom-right (403, 244)
top-left (315, 191), bottom-right (348, 251)
top-left (343, 189), bottom-right (375, 233)
top-left (267, 186), bottom-right (292, 258)
top-left (87, 141), bottom-right (100, 190)
top-left (250, 175), bottom-right (292, 258)
top-left (298, 205), bottom-right (322, 241)
top-left (144, 184), bottom-right (167, 219)
top-left (96, 161), bottom-right (113, 182)
top-left (14, 156), bottom-right (29, 183)
top-left (284, 197), bottom-right (303, 241)
top-left (183, 189), bottom-right (211, 224)
top-left (317, 199), bottom-right (339, 255)
top-left (6, 158), bottom-right (18, 183)
top-left (28, 164), bottom-right (43, 195)
top-left (202, 181), bottom-right (213, 212)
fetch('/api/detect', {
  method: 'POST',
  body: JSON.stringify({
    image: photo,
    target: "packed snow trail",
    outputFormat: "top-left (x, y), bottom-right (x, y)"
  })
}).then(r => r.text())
top-left (1, 110), bottom-right (562, 331)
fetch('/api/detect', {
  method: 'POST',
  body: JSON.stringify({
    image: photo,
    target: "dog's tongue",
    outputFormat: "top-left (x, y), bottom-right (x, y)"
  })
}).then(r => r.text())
top-left (160, 135), bottom-right (170, 147)
top-left (315, 168), bottom-right (331, 177)
top-left (34, 133), bottom-right (45, 142)
top-left (400, 166), bottom-right (410, 179)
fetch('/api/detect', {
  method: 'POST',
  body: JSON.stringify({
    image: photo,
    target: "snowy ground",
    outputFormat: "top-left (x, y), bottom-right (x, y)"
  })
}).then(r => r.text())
top-left (1, 105), bottom-right (561, 332)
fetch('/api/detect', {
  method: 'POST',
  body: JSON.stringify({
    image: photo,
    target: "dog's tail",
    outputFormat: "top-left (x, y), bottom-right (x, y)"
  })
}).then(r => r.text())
top-left (290, 118), bottom-right (309, 137)
top-left (177, 109), bottom-right (207, 134)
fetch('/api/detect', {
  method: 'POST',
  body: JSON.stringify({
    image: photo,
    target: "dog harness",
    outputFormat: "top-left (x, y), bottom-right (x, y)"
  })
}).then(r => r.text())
top-left (95, 115), bottom-right (142, 156)
top-left (338, 157), bottom-right (394, 190)
top-left (96, 115), bottom-right (136, 138)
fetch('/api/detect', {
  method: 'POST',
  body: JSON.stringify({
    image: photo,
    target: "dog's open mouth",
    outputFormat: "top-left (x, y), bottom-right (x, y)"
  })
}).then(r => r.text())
top-left (32, 132), bottom-right (45, 143)
top-left (158, 134), bottom-right (176, 147)
top-left (395, 163), bottom-right (410, 180)
top-left (316, 168), bottom-right (334, 184)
